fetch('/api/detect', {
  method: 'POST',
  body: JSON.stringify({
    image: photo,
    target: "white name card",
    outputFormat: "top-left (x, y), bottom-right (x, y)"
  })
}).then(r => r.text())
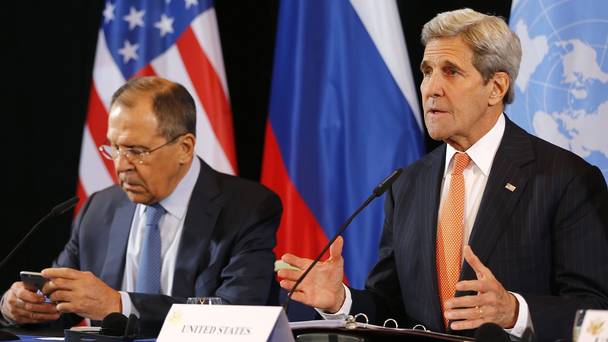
top-left (157, 305), bottom-right (294, 342)
top-left (578, 310), bottom-right (608, 342)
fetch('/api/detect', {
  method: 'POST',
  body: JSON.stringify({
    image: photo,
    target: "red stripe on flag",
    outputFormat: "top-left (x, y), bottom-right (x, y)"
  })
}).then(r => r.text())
top-left (176, 27), bottom-right (237, 172)
top-left (262, 123), bottom-right (350, 285)
top-left (133, 64), bottom-right (157, 78)
top-left (86, 85), bottom-right (117, 183)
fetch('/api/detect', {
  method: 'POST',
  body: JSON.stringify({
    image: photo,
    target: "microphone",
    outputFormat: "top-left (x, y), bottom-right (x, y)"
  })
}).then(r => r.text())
top-left (100, 312), bottom-right (128, 336)
top-left (63, 312), bottom-right (139, 341)
top-left (282, 168), bottom-right (403, 312)
top-left (123, 314), bottom-right (140, 339)
top-left (0, 196), bottom-right (79, 271)
top-left (49, 196), bottom-right (79, 217)
top-left (474, 322), bottom-right (511, 342)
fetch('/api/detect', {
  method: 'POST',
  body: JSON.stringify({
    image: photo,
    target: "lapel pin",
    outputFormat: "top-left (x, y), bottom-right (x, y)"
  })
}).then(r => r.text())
top-left (505, 183), bottom-right (516, 192)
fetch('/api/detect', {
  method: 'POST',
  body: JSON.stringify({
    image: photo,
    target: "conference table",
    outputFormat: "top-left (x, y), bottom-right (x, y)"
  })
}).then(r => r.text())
top-left (1, 325), bottom-right (479, 341)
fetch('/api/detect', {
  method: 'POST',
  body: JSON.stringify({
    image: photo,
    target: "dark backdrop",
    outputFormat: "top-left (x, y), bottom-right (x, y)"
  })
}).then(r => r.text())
top-left (1, 1), bottom-right (511, 293)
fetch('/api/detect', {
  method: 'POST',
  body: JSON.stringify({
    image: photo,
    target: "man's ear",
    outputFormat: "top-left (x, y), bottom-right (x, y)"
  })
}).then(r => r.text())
top-left (488, 71), bottom-right (509, 106)
top-left (177, 133), bottom-right (196, 164)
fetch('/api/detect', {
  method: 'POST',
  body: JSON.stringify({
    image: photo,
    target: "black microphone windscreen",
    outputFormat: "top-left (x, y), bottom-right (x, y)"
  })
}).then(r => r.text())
top-left (372, 168), bottom-right (403, 197)
top-left (124, 313), bottom-right (140, 338)
top-left (475, 322), bottom-right (511, 342)
top-left (50, 196), bottom-right (79, 217)
top-left (101, 312), bottom-right (128, 336)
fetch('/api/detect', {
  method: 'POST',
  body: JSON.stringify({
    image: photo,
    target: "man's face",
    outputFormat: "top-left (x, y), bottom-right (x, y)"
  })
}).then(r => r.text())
top-left (420, 36), bottom-right (502, 150)
top-left (107, 97), bottom-right (190, 204)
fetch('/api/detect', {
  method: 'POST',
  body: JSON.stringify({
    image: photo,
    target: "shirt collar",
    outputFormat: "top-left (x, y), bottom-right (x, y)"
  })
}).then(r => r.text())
top-left (443, 113), bottom-right (505, 177)
top-left (139, 157), bottom-right (201, 220)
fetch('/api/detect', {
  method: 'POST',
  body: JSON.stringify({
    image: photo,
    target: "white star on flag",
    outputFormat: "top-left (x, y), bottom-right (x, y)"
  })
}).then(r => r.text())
top-left (103, 2), bottom-right (115, 23)
top-left (118, 40), bottom-right (139, 63)
top-left (154, 14), bottom-right (175, 37)
top-left (123, 6), bottom-right (145, 30)
top-left (185, 0), bottom-right (198, 9)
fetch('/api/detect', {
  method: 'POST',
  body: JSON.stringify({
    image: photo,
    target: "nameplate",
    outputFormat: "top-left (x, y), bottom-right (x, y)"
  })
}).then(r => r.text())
top-left (157, 305), bottom-right (294, 342)
top-left (578, 310), bottom-right (608, 342)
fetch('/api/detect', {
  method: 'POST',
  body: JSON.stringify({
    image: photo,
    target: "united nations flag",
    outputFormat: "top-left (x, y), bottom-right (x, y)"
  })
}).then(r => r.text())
top-left (509, 0), bottom-right (608, 181)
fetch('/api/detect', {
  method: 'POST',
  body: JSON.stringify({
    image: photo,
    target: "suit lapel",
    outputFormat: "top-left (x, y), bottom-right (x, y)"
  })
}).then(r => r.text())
top-left (462, 118), bottom-right (535, 281)
top-left (100, 201), bottom-right (136, 289)
top-left (171, 160), bottom-right (222, 297)
top-left (416, 145), bottom-right (446, 330)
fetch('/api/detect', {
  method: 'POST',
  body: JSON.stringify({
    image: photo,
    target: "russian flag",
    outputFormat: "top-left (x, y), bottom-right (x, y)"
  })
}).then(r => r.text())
top-left (262, 0), bottom-right (424, 288)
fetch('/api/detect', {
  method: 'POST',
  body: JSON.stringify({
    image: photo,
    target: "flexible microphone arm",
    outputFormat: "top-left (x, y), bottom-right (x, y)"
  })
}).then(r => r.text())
top-left (0, 196), bottom-right (79, 271)
top-left (282, 169), bottom-right (403, 312)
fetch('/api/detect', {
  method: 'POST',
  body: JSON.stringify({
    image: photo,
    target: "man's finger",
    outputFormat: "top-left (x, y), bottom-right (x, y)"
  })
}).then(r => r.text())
top-left (277, 269), bottom-right (302, 281)
top-left (329, 236), bottom-right (344, 261)
top-left (7, 307), bottom-right (60, 324)
top-left (30, 311), bottom-right (61, 322)
top-left (463, 245), bottom-right (490, 279)
top-left (445, 294), bottom-right (484, 310)
top-left (279, 279), bottom-right (297, 291)
top-left (14, 287), bottom-right (45, 304)
top-left (23, 302), bottom-right (58, 314)
top-left (41, 268), bottom-right (80, 280)
top-left (445, 306), bottom-right (484, 321)
top-left (55, 302), bottom-right (78, 314)
top-left (43, 277), bottom-right (74, 294)
top-left (454, 279), bottom-right (489, 293)
top-left (48, 290), bottom-right (73, 303)
top-left (282, 254), bottom-right (312, 270)
top-left (450, 318), bottom-right (485, 331)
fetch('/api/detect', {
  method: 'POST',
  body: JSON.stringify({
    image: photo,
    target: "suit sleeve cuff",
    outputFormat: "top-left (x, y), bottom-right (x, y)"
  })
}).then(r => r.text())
top-left (504, 292), bottom-right (533, 338)
top-left (119, 292), bottom-right (140, 318)
top-left (0, 291), bottom-right (16, 326)
top-left (316, 284), bottom-right (352, 320)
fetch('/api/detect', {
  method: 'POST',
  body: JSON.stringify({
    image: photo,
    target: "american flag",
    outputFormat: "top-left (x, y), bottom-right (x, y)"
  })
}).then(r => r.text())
top-left (77, 0), bottom-right (236, 211)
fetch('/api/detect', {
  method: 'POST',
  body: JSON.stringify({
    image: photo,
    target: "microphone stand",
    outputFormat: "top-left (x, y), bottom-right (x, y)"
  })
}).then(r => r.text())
top-left (0, 197), bottom-right (78, 271)
top-left (283, 169), bottom-right (403, 313)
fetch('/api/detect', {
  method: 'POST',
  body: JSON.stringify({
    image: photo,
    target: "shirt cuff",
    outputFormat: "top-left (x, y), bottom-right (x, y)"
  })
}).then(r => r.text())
top-left (316, 284), bottom-right (352, 320)
top-left (0, 291), bottom-right (17, 326)
top-left (504, 292), bottom-right (533, 338)
top-left (119, 291), bottom-right (140, 318)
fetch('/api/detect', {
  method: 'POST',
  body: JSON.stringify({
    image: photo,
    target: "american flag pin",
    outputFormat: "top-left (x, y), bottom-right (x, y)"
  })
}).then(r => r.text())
top-left (505, 183), bottom-right (516, 192)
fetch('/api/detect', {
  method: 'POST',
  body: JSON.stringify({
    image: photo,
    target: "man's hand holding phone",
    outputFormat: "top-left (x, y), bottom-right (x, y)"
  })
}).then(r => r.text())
top-left (0, 271), bottom-right (60, 324)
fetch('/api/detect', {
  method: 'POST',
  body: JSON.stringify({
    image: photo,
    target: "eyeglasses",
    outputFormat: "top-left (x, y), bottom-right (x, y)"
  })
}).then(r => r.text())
top-left (98, 134), bottom-right (184, 164)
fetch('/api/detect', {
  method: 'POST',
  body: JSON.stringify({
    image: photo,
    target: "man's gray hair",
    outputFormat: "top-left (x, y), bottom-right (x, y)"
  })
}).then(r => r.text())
top-left (421, 8), bottom-right (522, 104)
top-left (111, 76), bottom-right (197, 140)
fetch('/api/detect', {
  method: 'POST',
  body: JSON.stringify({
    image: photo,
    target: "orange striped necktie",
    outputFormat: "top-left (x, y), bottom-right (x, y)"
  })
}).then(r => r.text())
top-left (436, 152), bottom-right (470, 327)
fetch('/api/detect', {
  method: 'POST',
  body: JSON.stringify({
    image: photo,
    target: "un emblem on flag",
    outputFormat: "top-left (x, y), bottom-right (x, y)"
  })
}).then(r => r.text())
top-left (508, 0), bottom-right (608, 181)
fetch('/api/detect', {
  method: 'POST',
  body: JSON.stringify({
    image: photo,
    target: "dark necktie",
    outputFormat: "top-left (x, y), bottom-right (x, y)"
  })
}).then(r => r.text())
top-left (135, 204), bottom-right (165, 294)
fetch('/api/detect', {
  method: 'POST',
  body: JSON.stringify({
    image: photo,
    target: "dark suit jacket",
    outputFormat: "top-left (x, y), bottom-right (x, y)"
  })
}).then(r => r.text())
top-left (53, 159), bottom-right (282, 328)
top-left (350, 117), bottom-right (608, 341)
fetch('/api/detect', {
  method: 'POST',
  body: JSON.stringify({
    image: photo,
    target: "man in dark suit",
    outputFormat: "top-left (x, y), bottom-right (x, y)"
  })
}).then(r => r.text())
top-left (277, 8), bottom-right (608, 341)
top-left (1, 77), bottom-right (282, 328)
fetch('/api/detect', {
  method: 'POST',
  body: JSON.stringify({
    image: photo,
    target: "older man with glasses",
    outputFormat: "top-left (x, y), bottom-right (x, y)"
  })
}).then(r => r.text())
top-left (1, 76), bottom-right (282, 332)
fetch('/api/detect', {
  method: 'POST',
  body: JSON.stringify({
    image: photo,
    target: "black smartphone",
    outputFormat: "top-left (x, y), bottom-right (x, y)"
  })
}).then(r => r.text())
top-left (19, 271), bottom-right (48, 292)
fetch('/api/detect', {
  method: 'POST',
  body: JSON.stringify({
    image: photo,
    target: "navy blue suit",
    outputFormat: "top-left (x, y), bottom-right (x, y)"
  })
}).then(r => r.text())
top-left (350, 118), bottom-right (608, 341)
top-left (54, 159), bottom-right (282, 326)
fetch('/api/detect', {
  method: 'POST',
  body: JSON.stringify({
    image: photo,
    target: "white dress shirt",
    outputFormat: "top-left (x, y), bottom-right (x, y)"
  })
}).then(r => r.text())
top-left (119, 157), bottom-right (200, 317)
top-left (319, 115), bottom-right (533, 337)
